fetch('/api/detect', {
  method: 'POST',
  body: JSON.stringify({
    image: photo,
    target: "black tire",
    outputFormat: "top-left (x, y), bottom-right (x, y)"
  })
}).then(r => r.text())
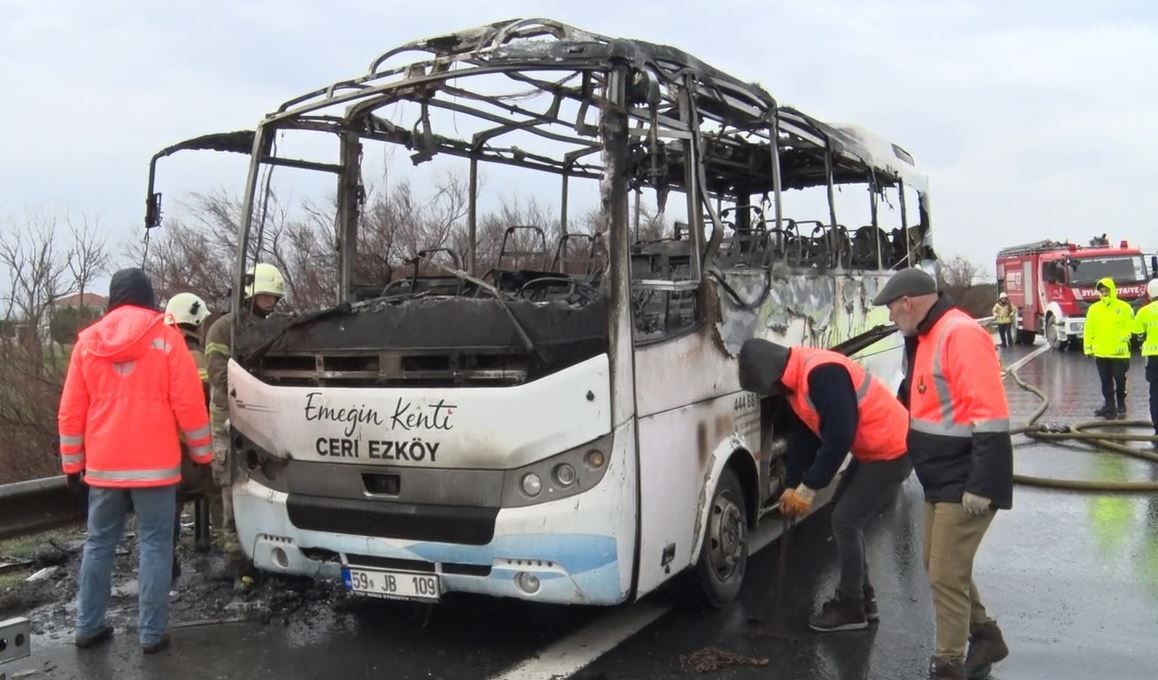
top-left (1016, 329), bottom-right (1036, 346)
top-left (695, 467), bottom-right (749, 609)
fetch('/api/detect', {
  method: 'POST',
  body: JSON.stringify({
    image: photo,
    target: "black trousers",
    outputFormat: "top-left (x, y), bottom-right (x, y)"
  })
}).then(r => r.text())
top-left (997, 323), bottom-right (1012, 347)
top-left (1147, 358), bottom-right (1157, 433)
top-left (831, 456), bottom-right (913, 602)
top-left (1095, 357), bottom-right (1129, 409)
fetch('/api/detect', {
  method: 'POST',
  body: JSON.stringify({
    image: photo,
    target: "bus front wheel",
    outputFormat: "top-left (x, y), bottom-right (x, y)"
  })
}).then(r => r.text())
top-left (695, 467), bottom-right (748, 609)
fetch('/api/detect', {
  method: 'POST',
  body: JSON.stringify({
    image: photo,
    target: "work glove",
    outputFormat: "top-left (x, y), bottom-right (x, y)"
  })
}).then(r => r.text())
top-left (65, 472), bottom-right (87, 496)
top-left (961, 492), bottom-right (992, 517)
top-left (778, 484), bottom-right (816, 519)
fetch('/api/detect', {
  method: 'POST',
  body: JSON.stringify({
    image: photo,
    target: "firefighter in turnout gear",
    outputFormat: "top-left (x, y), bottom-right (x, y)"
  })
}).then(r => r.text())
top-left (873, 268), bottom-right (1013, 680)
top-left (204, 263), bottom-right (285, 566)
top-left (164, 292), bottom-right (219, 569)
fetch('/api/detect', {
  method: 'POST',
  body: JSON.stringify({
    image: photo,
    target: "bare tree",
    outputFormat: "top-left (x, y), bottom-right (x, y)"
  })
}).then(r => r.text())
top-left (0, 211), bottom-right (112, 483)
top-left (0, 212), bottom-right (76, 365)
top-left (67, 214), bottom-right (111, 327)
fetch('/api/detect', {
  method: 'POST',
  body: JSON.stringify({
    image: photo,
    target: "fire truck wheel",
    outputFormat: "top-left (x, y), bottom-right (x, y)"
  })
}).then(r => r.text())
top-left (695, 467), bottom-right (749, 609)
top-left (1016, 329), bottom-right (1036, 346)
top-left (1045, 315), bottom-right (1065, 350)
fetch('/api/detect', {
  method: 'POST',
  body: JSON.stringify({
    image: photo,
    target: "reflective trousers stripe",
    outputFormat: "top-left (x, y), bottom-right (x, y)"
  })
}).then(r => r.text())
top-left (59, 434), bottom-right (84, 446)
top-left (85, 466), bottom-right (182, 482)
top-left (61, 453), bottom-right (85, 465)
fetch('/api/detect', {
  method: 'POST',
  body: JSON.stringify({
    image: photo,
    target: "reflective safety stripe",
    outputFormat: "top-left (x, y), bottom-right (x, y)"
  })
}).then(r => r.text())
top-left (189, 444), bottom-right (212, 459)
top-left (85, 466), bottom-right (181, 482)
top-left (973, 418), bottom-right (1010, 433)
top-left (198, 369), bottom-right (209, 380)
top-left (205, 342), bottom-right (230, 357)
top-left (855, 376), bottom-right (872, 402)
top-left (910, 418), bottom-right (973, 438)
top-left (151, 338), bottom-right (172, 353)
top-left (61, 453), bottom-right (85, 465)
top-left (929, 317), bottom-right (971, 426)
top-left (184, 424), bottom-right (212, 441)
top-left (59, 434), bottom-right (84, 447)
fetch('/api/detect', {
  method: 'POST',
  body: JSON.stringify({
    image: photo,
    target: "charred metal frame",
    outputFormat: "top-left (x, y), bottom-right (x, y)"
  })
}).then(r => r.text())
top-left (142, 19), bottom-right (932, 381)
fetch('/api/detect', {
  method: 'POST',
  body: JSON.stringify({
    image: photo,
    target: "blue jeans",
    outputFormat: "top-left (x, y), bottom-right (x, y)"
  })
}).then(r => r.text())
top-left (76, 485), bottom-right (176, 645)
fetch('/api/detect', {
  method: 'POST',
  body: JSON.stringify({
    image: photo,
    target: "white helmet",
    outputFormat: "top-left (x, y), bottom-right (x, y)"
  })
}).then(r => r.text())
top-left (245, 263), bottom-right (286, 298)
top-left (164, 292), bottom-right (210, 327)
top-left (1148, 279), bottom-right (1158, 299)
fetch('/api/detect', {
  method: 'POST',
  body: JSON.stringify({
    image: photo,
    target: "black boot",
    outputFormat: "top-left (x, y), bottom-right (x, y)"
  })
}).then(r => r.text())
top-left (928, 656), bottom-right (966, 680)
top-left (863, 585), bottom-right (880, 622)
top-left (1093, 404), bottom-right (1113, 418)
top-left (965, 620), bottom-right (1009, 679)
top-left (1116, 404), bottom-right (1128, 420)
top-left (808, 595), bottom-right (868, 632)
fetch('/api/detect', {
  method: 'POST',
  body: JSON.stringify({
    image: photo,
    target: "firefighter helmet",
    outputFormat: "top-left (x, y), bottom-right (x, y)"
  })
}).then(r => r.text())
top-left (1148, 279), bottom-right (1158, 299)
top-left (164, 292), bottom-right (210, 327)
top-left (244, 263), bottom-right (286, 298)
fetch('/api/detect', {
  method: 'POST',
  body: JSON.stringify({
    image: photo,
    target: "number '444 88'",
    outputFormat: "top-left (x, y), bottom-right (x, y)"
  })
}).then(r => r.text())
top-left (733, 393), bottom-right (758, 411)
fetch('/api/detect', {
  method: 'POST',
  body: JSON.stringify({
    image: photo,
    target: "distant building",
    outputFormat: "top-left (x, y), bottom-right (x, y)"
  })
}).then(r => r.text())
top-left (54, 292), bottom-right (108, 310)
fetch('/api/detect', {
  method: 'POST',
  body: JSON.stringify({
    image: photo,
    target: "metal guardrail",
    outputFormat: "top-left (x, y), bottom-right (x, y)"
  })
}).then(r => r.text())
top-left (0, 476), bottom-right (85, 541)
top-left (0, 475), bottom-right (213, 549)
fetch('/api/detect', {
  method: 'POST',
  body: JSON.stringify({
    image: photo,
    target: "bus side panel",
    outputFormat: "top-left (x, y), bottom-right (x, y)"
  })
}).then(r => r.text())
top-left (632, 330), bottom-right (759, 597)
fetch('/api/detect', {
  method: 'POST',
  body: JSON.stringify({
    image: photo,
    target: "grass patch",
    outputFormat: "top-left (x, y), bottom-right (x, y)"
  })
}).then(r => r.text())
top-left (0, 527), bottom-right (81, 561)
top-left (0, 568), bottom-right (29, 590)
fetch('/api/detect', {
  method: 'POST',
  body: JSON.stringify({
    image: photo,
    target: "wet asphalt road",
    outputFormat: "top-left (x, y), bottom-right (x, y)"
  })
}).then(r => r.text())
top-left (5, 342), bottom-right (1157, 680)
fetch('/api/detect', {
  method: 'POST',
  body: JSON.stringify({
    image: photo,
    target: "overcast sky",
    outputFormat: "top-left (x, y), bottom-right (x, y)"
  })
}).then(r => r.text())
top-left (3, 0), bottom-right (1157, 282)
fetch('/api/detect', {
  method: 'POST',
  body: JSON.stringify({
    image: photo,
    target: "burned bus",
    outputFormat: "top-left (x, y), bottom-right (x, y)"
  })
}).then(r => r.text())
top-left (144, 19), bottom-right (935, 607)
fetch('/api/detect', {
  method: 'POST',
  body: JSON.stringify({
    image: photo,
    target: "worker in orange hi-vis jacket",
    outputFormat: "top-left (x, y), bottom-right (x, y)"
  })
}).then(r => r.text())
top-left (58, 268), bottom-right (212, 655)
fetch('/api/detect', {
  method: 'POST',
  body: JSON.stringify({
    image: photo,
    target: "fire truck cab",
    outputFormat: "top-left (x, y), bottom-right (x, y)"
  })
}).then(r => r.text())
top-left (996, 237), bottom-right (1157, 350)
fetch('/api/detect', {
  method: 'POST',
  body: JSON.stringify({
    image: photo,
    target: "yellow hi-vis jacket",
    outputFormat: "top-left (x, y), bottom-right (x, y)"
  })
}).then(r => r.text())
top-left (1135, 299), bottom-right (1158, 357)
top-left (1083, 277), bottom-right (1135, 359)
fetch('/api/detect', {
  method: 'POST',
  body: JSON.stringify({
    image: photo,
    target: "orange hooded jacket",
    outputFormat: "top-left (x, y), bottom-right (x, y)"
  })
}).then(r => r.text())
top-left (58, 305), bottom-right (212, 488)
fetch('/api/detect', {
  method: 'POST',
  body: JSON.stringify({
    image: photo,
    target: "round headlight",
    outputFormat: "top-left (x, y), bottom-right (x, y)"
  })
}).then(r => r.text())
top-left (585, 449), bottom-right (606, 469)
top-left (521, 473), bottom-right (542, 496)
top-left (554, 463), bottom-right (577, 487)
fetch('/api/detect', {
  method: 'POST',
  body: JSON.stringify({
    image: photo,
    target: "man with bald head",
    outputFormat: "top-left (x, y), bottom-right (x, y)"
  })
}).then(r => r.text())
top-left (873, 268), bottom-right (1013, 680)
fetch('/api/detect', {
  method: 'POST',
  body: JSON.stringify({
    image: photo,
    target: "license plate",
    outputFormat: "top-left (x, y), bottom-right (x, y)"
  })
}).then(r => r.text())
top-left (342, 566), bottom-right (440, 602)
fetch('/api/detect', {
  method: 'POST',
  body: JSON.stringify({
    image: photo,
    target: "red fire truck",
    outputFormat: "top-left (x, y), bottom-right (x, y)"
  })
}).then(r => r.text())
top-left (995, 236), bottom-right (1157, 350)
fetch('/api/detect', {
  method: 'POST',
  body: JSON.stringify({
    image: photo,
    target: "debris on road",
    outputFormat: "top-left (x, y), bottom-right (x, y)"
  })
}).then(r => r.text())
top-left (679, 647), bottom-right (769, 673)
top-left (24, 567), bottom-right (58, 583)
top-left (0, 514), bottom-right (354, 640)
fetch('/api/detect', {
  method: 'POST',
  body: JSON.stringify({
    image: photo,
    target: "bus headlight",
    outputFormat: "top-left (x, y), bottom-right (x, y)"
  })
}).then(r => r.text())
top-left (521, 473), bottom-right (543, 497)
top-left (500, 433), bottom-right (614, 508)
top-left (553, 463), bottom-right (576, 487)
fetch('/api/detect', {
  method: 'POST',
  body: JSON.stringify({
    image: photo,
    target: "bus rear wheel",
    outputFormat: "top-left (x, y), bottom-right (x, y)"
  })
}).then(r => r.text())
top-left (695, 467), bottom-right (748, 609)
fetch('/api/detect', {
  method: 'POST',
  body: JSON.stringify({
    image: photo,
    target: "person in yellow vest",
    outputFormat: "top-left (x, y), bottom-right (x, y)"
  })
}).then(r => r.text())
top-left (991, 293), bottom-right (1014, 348)
top-left (1135, 279), bottom-right (1158, 447)
top-left (163, 292), bottom-right (221, 572)
top-left (1084, 277), bottom-right (1136, 420)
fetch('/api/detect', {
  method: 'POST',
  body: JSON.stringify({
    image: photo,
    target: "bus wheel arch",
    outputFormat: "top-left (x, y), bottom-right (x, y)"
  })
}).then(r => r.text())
top-left (694, 449), bottom-right (757, 609)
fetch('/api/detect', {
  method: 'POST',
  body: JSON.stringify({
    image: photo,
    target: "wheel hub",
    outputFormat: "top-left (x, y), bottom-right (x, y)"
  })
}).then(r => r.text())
top-left (708, 492), bottom-right (745, 580)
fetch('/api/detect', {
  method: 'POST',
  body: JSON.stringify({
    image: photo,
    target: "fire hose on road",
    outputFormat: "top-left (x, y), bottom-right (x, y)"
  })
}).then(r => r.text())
top-left (1005, 366), bottom-right (1158, 492)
